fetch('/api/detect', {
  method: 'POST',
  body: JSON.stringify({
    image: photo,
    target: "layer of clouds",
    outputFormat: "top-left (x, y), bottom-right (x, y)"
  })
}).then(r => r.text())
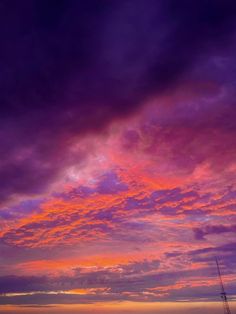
top-left (1, 0), bottom-right (236, 204)
top-left (1, 175), bottom-right (236, 248)
top-left (1, 180), bottom-right (235, 303)
top-left (0, 256), bottom-right (235, 304)
top-left (1, 1), bottom-right (236, 307)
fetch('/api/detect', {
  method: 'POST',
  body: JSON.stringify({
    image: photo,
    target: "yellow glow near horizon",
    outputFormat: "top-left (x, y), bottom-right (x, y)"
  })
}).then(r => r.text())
top-left (1, 301), bottom-right (236, 314)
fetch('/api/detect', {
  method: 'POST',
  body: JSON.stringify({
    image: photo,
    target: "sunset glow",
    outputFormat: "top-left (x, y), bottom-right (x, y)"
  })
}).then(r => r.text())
top-left (0, 1), bottom-right (236, 313)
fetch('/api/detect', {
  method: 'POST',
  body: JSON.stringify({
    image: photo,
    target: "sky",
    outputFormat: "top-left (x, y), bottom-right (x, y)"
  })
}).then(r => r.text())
top-left (0, 1), bottom-right (236, 313)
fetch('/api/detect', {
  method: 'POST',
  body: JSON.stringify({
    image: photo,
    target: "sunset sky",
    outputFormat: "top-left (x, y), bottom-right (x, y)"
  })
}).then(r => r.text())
top-left (0, 1), bottom-right (236, 313)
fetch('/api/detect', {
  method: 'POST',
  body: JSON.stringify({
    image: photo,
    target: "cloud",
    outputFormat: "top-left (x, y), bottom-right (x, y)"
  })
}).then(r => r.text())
top-left (0, 0), bottom-right (236, 204)
top-left (1, 2), bottom-right (236, 306)
top-left (1, 178), bottom-right (235, 249)
top-left (1, 259), bottom-right (235, 305)
top-left (0, 259), bottom-right (160, 294)
top-left (194, 224), bottom-right (236, 240)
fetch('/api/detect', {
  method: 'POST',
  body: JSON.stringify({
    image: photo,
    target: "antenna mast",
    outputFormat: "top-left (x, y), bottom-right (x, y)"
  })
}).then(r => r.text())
top-left (215, 257), bottom-right (231, 314)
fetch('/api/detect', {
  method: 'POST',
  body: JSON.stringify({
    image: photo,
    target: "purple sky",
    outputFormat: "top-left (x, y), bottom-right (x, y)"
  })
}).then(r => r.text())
top-left (0, 1), bottom-right (236, 313)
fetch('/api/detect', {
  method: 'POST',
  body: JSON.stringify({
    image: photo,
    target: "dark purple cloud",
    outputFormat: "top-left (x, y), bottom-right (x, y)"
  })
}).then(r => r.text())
top-left (194, 224), bottom-right (236, 240)
top-left (1, 0), bottom-right (236, 204)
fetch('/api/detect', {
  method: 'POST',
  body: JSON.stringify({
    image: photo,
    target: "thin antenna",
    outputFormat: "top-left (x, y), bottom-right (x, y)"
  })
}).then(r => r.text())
top-left (215, 257), bottom-right (232, 314)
